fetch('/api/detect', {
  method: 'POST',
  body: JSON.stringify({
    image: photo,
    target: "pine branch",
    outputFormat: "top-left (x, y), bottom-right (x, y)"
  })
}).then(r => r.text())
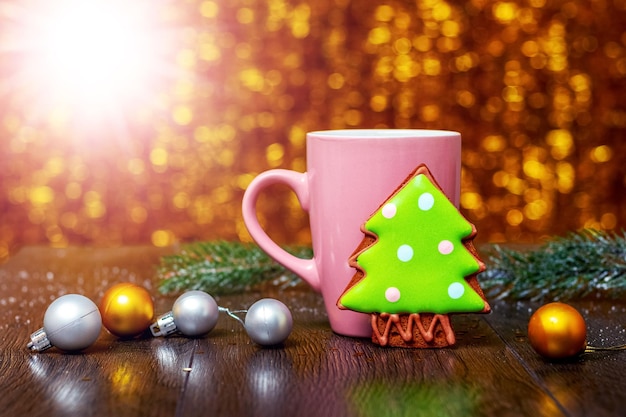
top-left (156, 230), bottom-right (626, 301)
top-left (481, 229), bottom-right (626, 301)
top-left (156, 241), bottom-right (311, 295)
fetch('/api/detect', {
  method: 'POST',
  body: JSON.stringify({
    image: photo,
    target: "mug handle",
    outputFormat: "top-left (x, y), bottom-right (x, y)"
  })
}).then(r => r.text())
top-left (241, 169), bottom-right (320, 292)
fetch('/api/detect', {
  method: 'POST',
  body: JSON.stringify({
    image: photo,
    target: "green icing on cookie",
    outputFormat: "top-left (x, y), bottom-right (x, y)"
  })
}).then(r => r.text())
top-left (339, 173), bottom-right (485, 315)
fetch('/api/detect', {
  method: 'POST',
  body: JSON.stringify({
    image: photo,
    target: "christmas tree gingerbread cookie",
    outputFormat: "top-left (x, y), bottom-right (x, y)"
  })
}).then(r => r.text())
top-left (337, 164), bottom-right (490, 348)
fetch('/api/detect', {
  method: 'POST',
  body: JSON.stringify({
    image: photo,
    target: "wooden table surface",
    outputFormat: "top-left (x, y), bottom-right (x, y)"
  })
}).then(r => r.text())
top-left (0, 246), bottom-right (624, 417)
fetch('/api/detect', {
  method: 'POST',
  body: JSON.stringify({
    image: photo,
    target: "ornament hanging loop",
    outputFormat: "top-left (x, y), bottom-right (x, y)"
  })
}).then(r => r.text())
top-left (584, 344), bottom-right (626, 354)
top-left (219, 306), bottom-right (247, 328)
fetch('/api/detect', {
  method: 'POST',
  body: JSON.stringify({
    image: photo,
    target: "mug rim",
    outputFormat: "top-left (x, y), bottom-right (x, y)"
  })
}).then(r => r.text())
top-left (308, 129), bottom-right (460, 138)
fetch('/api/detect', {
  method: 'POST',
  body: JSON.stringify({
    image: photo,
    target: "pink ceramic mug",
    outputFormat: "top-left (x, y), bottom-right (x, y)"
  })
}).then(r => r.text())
top-left (242, 129), bottom-right (461, 337)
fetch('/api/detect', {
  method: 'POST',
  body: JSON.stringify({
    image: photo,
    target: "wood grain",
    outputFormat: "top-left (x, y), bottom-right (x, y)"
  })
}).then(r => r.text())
top-left (483, 301), bottom-right (626, 417)
top-left (0, 247), bottom-right (624, 417)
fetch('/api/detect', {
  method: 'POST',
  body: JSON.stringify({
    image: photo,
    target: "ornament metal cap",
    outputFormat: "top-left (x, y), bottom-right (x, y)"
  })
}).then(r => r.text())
top-left (27, 328), bottom-right (53, 352)
top-left (150, 311), bottom-right (178, 337)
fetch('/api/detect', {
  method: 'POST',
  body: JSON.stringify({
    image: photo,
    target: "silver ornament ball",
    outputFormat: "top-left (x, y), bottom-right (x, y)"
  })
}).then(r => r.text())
top-left (172, 290), bottom-right (219, 336)
top-left (244, 298), bottom-right (293, 346)
top-left (44, 294), bottom-right (102, 352)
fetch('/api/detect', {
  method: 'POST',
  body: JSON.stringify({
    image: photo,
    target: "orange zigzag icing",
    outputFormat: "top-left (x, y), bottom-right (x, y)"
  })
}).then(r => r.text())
top-left (372, 313), bottom-right (456, 347)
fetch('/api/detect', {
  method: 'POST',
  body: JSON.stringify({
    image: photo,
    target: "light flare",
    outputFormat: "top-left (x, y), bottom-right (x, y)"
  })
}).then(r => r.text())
top-left (0, 0), bottom-right (178, 125)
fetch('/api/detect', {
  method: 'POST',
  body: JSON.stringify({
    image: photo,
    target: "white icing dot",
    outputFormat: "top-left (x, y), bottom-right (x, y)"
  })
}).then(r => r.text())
top-left (385, 287), bottom-right (401, 303)
top-left (438, 240), bottom-right (454, 255)
top-left (448, 282), bottom-right (465, 299)
top-left (382, 203), bottom-right (397, 219)
top-left (418, 192), bottom-right (434, 211)
top-left (397, 244), bottom-right (414, 262)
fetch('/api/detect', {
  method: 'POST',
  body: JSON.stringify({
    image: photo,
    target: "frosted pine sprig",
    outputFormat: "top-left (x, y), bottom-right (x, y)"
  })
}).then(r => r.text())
top-left (157, 240), bottom-right (311, 295)
top-left (481, 229), bottom-right (626, 301)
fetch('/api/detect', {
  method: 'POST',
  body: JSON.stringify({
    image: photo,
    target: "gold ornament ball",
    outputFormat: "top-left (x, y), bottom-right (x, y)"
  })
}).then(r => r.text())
top-left (99, 283), bottom-right (155, 338)
top-left (527, 302), bottom-right (587, 360)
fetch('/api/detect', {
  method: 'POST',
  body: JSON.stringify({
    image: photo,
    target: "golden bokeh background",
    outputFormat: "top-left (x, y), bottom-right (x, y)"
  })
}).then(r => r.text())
top-left (1, 0), bottom-right (625, 259)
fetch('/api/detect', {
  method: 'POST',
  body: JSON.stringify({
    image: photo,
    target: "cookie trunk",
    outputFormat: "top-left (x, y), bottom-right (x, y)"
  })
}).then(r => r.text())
top-left (371, 312), bottom-right (456, 348)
